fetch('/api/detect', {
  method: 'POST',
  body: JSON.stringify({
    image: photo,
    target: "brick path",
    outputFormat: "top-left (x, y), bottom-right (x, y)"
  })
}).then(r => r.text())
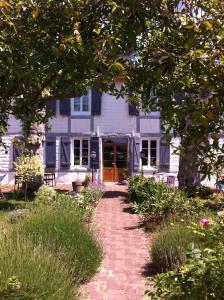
top-left (80, 185), bottom-right (153, 300)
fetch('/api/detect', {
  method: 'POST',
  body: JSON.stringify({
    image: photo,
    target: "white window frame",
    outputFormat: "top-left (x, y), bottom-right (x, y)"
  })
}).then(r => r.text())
top-left (71, 138), bottom-right (90, 170)
top-left (140, 138), bottom-right (160, 170)
top-left (71, 90), bottom-right (91, 116)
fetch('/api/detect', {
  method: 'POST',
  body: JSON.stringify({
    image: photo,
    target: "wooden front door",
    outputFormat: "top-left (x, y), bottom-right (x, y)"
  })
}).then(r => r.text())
top-left (103, 143), bottom-right (128, 182)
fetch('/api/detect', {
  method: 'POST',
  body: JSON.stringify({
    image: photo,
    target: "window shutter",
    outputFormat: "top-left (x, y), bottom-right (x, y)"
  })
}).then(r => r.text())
top-left (60, 137), bottom-right (71, 169)
top-left (91, 88), bottom-right (102, 115)
top-left (160, 138), bottom-right (170, 172)
top-left (45, 136), bottom-right (56, 168)
top-left (129, 103), bottom-right (139, 116)
top-left (59, 99), bottom-right (71, 116)
top-left (90, 137), bottom-right (99, 169)
top-left (13, 144), bottom-right (22, 163)
top-left (46, 100), bottom-right (57, 116)
top-left (133, 137), bottom-right (140, 172)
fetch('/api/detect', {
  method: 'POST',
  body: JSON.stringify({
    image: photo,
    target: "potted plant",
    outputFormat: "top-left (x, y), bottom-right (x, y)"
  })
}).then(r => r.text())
top-left (83, 173), bottom-right (92, 187)
top-left (72, 179), bottom-right (84, 193)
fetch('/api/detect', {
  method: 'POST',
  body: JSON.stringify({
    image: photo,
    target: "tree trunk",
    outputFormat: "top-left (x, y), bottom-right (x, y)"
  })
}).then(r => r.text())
top-left (178, 138), bottom-right (201, 189)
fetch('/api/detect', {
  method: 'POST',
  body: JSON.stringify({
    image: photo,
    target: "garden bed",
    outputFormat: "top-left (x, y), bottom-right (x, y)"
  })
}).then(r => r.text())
top-left (128, 175), bottom-right (224, 300)
top-left (0, 184), bottom-right (103, 299)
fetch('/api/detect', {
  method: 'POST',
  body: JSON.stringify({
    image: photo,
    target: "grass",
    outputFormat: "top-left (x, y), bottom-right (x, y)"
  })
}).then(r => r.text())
top-left (0, 234), bottom-right (74, 300)
top-left (16, 206), bottom-right (103, 284)
top-left (0, 198), bottom-right (31, 234)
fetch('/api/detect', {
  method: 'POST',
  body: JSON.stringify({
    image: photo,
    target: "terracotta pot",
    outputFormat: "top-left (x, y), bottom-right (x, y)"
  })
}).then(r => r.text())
top-left (72, 180), bottom-right (84, 193)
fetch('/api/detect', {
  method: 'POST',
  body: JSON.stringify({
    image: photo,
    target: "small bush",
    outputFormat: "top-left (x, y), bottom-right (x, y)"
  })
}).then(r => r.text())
top-left (183, 185), bottom-right (213, 199)
top-left (133, 183), bottom-right (187, 219)
top-left (16, 207), bottom-right (102, 283)
top-left (0, 234), bottom-right (74, 300)
top-left (148, 245), bottom-right (224, 300)
top-left (35, 185), bottom-right (57, 205)
top-left (8, 209), bottom-right (29, 224)
top-left (151, 224), bottom-right (199, 272)
top-left (82, 187), bottom-right (103, 205)
top-left (129, 176), bottom-right (207, 222)
top-left (128, 175), bottom-right (157, 203)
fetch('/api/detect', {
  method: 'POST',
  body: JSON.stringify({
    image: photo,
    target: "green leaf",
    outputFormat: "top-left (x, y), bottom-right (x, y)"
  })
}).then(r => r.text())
top-left (203, 20), bottom-right (213, 30)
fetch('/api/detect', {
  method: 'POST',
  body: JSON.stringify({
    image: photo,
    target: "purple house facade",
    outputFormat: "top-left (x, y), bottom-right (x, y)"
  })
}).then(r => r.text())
top-left (0, 84), bottom-right (192, 185)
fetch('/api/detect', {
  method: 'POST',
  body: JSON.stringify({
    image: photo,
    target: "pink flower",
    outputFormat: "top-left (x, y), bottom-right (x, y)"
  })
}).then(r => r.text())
top-left (199, 219), bottom-right (209, 226)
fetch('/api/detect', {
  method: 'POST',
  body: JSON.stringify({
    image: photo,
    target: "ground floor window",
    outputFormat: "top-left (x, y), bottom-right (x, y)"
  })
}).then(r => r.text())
top-left (141, 139), bottom-right (159, 169)
top-left (73, 138), bottom-right (89, 167)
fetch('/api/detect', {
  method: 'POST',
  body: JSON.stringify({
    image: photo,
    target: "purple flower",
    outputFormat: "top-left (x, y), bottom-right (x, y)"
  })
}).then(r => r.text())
top-left (199, 218), bottom-right (209, 226)
top-left (198, 89), bottom-right (214, 102)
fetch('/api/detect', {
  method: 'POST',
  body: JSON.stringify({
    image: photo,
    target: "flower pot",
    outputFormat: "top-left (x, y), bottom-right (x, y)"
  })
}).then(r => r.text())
top-left (72, 180), bottom-right (84, 193)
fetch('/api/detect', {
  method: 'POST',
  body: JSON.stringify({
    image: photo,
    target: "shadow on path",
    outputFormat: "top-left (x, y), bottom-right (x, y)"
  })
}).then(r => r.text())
top-left (102, 190), bottom-right (128, 199)
top-left (141, 262), bottom-right (159, 277)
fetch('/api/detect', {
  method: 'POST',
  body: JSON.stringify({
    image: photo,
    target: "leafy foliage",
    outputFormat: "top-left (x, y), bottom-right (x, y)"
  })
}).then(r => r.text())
top-left (14, 154), bottom-right (44, 183)
top-left (129, 176), bottom-right (205, 220)
top-left (35, 184), bottom-right (57, 205)
top-left (148, 219), bottom-right (224, 300)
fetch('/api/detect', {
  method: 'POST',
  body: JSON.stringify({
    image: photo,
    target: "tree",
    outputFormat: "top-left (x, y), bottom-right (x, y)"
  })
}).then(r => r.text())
top-left (1, 0), bottom-right (223, 187)
top-left (0, 0), bottom-right (135, 150)
top-left (116, 0), bottom-right (224, 187)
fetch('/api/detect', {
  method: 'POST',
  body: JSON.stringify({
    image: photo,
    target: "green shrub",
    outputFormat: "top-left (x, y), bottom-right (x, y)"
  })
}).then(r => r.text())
top-left (148, 220), bottom-right (224, 300)
top-left (183, 185), bottom-right (213, 198)
top-left (35, 184), bottom-right (57, 205)
top-left (151, 224), bottom-right (199, 272)
top-left (148, 245), bottom-right (224, 300)
top-left (133, 183), bottom-right (187, 219)
top-left (128, 176), bottom-right (157, 203)
top-left (129, 176), bottom-right (206, 221)
top-left (0, 234), bottom-right (74, 300)
top-left (16, 207), bottom-right (102, 283)
top-left (81, 187), bottom-right (103, 205)
top-left (8, 209), bottom-right (29, 224)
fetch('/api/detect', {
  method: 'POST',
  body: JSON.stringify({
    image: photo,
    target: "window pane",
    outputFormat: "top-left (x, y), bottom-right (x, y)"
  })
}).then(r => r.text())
top-left (82, 95), bottom-right (89, 112)
top-left (82, 140), bottom-right (89, 165)
top-left (142, 140), bottom-right (148, 166)
top-left (74, 140), bottom-right (80, 165)
top-left (151, 140), bottom-right (157, 149)
top-left (82, 140), bottom-right (88, 149)
top-left (142, 140), bottom-right (148, 149)
top-left (150, 140), bottom-right (157, 166)
top-left (74, 97), bottom-right (81, 111)
top-left (82, 157), bottom-right (88, 165)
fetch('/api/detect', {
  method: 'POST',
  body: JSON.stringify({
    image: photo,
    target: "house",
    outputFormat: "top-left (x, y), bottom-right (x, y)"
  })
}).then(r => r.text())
top-left (0, 85), bottom-right (193, 185)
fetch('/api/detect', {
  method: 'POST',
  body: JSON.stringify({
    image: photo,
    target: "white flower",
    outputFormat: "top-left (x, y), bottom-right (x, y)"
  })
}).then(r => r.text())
top-left (217, 210), bottom-right (224, 217)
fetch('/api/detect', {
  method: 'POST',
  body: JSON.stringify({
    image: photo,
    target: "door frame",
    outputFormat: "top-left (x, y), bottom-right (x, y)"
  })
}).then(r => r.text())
top-left (102, 141), bottom-right (128, 182)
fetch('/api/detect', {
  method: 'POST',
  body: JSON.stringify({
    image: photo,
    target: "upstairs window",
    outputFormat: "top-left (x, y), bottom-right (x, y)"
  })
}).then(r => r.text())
top-left (141, 139), bottom-right (159, 168)
top-left (73, 139), bottom-right (89, 167)
top-left (72, 92), bottom-right (90, 115)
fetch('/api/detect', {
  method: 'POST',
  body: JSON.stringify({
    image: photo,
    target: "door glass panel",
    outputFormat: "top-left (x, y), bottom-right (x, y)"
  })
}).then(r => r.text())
top-left (103, 146), bottom-right (114, 168)
top-left (116, 146), bottom-right (127, 168)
